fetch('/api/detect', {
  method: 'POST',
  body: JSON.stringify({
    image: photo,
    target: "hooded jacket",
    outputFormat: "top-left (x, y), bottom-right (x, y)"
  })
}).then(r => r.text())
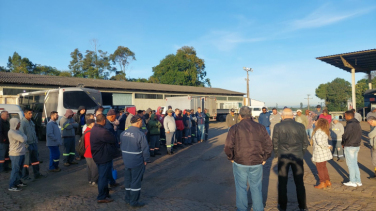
top-left (124, 113), bottom-right (134, 130)
top-left (164, 115), bottom-right (176, 133)
top-left (19, 116), bottom-right (38, 145)
top-left (60, 116), bottom-right (78, 138)
top-left (342, 118), bottom-right (362, 147)
top-left (73, 106), bottom-right (86, 135)
top-left (156, 106), bottom-right (165, 129)
top-left (8, 118), bottom-right (27, 156)
top-left (46, 119), bottom-right (62, 146)
top-left (330, 122), bottom-right (344, 141)
top-left (147, 114), bottom-right (161, 135)
top-left (175, 114), bottom-right (184, 131)
top-left (0, 118), bottom-right (10, 144)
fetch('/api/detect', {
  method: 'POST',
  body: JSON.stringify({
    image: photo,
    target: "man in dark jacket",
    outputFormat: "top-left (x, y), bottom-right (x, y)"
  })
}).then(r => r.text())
top-left (226, 109), bottom-right (238, 131)
top-left (121, 115), bottom-right (150, 208)
top-left (0, 111), bottom-right (11, 172)
top-left (273, 108), bottom-right (308, 211)
top-left (204, 109), bottom-right (210, 141)
top-left (73, 106), bottom-right (86, 160)
top-left (104, 109), bottom-right (120, 187)
top-left (342, 110), bottom-right (362, 187)
top-left (90, 114), bottom-right (117, 203)
top-left (225, 106), bottom-right (273, 211)
top-left (183, 110), bottom-right (192, 145)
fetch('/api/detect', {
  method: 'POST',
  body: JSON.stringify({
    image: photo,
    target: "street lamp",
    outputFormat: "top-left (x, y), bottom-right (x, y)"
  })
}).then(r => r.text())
top-left (243, 67), bottom-right (253, 106)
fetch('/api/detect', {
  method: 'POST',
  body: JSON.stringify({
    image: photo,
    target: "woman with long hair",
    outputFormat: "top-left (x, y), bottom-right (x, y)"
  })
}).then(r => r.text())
top-left (312, 118), bottom-right (333, 189)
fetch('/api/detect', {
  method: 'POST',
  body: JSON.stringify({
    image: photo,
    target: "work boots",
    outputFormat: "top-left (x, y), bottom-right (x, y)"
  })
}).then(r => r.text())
top-left (325, 180), bottom-right (332, 188)
top-left (314, 182), bottom-right (327, 189)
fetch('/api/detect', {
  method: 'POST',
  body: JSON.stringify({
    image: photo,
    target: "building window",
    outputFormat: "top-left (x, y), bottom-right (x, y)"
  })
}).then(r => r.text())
top-left (3, 88), bottom-right (38, 95)
top-left (216, 97), bottom-right (227, 101)
top-left (228, 97), bottom-right (243, 101)
top-left (135, 93), bottom-right (163, 99)
top-left (165, 95), bottom-right (186, 98)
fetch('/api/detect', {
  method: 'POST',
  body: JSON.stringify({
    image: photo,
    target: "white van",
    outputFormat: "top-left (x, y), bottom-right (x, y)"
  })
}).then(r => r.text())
top-left (0, 104), bottom-right (24, 119)
top-left (248, 106), bottom-right (264, 119)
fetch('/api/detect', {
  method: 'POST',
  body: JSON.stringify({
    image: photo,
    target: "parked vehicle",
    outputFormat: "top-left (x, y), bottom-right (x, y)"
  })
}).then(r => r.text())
top-left (17, 87), bottom-right (102, 141)
top-left (248, 106), bottom-right (263, 119)
top-left (165, 96), bottom-right (216, 119)
top-left (0, 104), bottom-right (24, 119)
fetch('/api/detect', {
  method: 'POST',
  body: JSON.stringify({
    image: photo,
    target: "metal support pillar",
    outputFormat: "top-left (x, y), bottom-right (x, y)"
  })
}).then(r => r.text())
top-left (368, 71), bottom-right (372, 90)
top-left (351, 68), bottom-right (356, 110)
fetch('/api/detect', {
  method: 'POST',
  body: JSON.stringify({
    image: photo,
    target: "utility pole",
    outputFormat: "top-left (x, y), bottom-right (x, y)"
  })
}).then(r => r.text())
top-left (304, 94), bottom-right (313, 110)
top-left (276, 103), bottom-right (278, 109)
top-left (243, 67), bottom-right (253, 106)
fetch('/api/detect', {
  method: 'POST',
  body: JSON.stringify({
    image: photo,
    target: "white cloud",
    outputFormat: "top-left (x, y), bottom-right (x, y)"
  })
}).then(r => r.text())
top-left (289, 4), bottom-right (375, 30)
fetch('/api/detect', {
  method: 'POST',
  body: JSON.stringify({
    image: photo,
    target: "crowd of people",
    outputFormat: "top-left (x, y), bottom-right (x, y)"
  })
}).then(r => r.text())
top-left (224, 105), bottom-right (368, 211)
top-left (0, 105), bottom-right (211, 207)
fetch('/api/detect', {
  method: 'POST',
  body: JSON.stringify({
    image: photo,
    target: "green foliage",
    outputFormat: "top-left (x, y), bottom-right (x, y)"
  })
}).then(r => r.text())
top-left (315, 78), bottom-right (352, 111)
top-left (59, 71), bottom-right (72, 77)
top-left (68, 48), bottom-right (83, 77)
top-left (109, 46), bottom-right (136, 73)
top-left (110, 72), bottom-right (126, 81)
top-left (127, 78), bottom-right (149, 82)
top-left (7, 52), bottom-right (35, 73)
top-left (151, 46), bottom-right (211, 87)
top-left (34, 65), bottom-right (60, 76)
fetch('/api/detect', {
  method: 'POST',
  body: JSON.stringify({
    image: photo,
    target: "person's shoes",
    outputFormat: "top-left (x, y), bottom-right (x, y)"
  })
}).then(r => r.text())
top-left (97, 198), bottom-right (114, 203)
top-left (167, 150), bottom-right (172, 155)
top-left (8, 187), bottom-right (22, 191)
top-left (22, 177), bottom-right (32, 181)
top-left (75, 157), bottom-right (81, 161)
top-left (64, 163), bottom-right (70, 166)
top-left (110, 183), bottom-right (120, 188)
top-left (325, 180), bottom-right (332, 188)
top-left (34, 174), bottom-right (45, 179)
top-left (69, 161), bottom-right (78, 165)
top-left (49, 168), bottom-right (61, 172)
top-left (131, 202), bottom-right (146, 208)
top-left (17, 182), bottom-right (27, 187)
top-left (314, 182), bottom-right (327, 189)
top-left (356, 182), bottom-right (363, 187)
top-left (343, 182), bottom-right (357, 187)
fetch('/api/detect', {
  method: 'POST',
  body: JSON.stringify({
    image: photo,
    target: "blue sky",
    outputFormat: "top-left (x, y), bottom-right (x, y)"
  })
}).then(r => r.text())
top-left (1, 0), bottom-right (376, 107)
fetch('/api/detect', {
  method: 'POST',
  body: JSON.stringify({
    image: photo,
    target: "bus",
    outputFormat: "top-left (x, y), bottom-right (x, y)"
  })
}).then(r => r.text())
top-left (17, 87), bottom-right (102, 141)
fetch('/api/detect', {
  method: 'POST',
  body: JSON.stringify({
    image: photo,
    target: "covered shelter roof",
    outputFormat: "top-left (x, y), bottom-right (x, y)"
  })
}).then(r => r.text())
top-left (316, 48), bottom-right (376, 73)
top-left (0, 72), bottom-right (244, 96)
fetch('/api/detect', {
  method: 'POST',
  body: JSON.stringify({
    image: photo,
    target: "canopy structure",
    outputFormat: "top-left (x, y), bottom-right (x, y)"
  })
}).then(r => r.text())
top-left (317, 49), bottom-right (376, 110)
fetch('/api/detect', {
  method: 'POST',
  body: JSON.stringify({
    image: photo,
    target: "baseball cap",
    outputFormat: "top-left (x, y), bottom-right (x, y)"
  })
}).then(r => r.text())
top-left (230, 109), bottom-right (235, 112)
top-left (316, 105), bottom-right (321, 108)
top-left (297, 109), bottom-right (302, 113)
top-left (107, 109), bottom-right (116, 116)
top-left (167, 109), bottom-right (173, 114)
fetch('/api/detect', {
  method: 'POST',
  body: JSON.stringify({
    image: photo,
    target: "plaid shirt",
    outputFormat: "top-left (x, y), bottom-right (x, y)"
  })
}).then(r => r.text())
top-left (312, 129), bottom-right (333, 163)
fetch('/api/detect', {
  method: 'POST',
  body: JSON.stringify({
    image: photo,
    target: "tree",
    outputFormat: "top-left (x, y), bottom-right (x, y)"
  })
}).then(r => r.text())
top-left (68, 48), bottom-right (83, 77)
top-left (151, 46), bottom-right (210, 87)
top-left (0, 66), bottom-right (8, 72)
top-left (110, 72), bottom-right (127, 81)
top-left (315, 78), bottom-right (351, 111)
top-left (34, 65), bottom-right (61, 76)
top-left (109, 46), bottom-right (136, 75)
top-left (7, 52), bottom-right (35, 73)
top-left (59, 71), bottom-right (72, 77)
top-left (300, 102), bottom-right (303, 109)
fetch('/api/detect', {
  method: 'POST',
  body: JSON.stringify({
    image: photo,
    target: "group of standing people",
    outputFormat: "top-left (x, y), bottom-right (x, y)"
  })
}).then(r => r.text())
top-left (225, 105), bottom-right (365, 211)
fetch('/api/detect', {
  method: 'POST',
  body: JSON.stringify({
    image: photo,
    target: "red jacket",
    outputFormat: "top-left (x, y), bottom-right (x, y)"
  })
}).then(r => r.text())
top-left (175, 116), bottom-right (184, 131)
top-left (319, 114), bottom-right (332, 124)
top-left (84, 127), bottom-right (92, 158)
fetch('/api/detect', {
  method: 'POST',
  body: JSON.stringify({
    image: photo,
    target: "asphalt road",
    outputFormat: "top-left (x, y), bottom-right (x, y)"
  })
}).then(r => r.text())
top-left (1, 121), bottom-right (376, 211)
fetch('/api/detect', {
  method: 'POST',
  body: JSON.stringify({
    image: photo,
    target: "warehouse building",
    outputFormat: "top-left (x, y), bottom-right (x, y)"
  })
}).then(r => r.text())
top-left (0, 72), bottom-right (245, 110)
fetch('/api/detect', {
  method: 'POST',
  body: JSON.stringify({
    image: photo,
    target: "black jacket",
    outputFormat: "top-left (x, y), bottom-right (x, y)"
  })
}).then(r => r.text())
top-left (90, 124), bottom-right (117, 164)
top-left (272, 118), bottom-right (309, 159)
top-left (0, 118), bottom-right (10, 144)
top-left (73, 106), bottom-right (86, 135)
top-left (342, 118), bottom-right (362, 147)
top-left (224, 118), bottom-right (273, 165)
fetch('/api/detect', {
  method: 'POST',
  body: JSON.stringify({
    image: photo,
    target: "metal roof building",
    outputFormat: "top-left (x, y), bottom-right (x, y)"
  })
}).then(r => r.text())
top-left (0, 72), bottom-right (245, 110)
top-left (317, 49), bottom-right (376, 109)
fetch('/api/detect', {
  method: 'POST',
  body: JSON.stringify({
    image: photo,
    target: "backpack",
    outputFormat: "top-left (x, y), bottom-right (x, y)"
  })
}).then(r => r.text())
top-left (76, 131), bottom-right (91, 156)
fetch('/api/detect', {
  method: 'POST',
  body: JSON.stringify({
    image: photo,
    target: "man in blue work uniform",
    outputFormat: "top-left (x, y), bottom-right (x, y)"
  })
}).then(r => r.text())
top-left (258, 107), bottom-right (271, 135)
top-left (121, 115), bottom-right (150, 208)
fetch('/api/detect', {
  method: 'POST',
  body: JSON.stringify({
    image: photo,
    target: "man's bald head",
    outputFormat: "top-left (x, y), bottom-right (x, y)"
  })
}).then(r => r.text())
top-left (282, 108), bottom-right (293, 120)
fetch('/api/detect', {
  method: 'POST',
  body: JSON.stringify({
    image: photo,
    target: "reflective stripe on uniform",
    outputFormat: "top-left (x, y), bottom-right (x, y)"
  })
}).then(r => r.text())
top-left (61, 123), bottom-right (70, 131)
top-left (0, 160), bottom-right (4, 163)
top-left (131, 188), bottom-right (141, 191)
top-left (31, 162), bottom-right (40, 165)
top-left (125, 188), bottom-right (131, 190)
top-left (4, 158), bottom-right (10, 160)
top-left (63, 153), bottom-right (69, 156)
top-left (122, 150), bottom-right (142, 154)
top-left (142, 127), bottom-right (146, 129)
top-left (23, 165), bottom-right (29, 168)
top-left (53, 159), bottom-right (59, 162)
top-left (69, 152), bottom-right (75, 155)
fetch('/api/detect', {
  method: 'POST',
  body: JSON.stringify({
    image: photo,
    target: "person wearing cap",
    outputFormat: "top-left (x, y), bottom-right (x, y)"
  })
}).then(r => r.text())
top-left (367, 116), bottom-right (376, 178)
top-left (295, 110), bottom-right (308, 129)
top-left (270, 108), bottom-right (282, 138)
top-left (121, 115), bottom-right (150, 208)
top-left (190, 109), bottom-right (197, 143)
top-left (319, 109), bottom-right (332, 124)
top-left (90, 114), bottom-right (118, 203)
top-left (330, 116), bottom-right (344, 162)
top-left (117, 109), bottom-right (127, 139)
top-left (46, 111), bottom-right (62, 172)
top-left (312, 105), bottom-right (322, 121)
top-left (351, 109), bottom-right (362, 123)
top-left (226, 109), bottom-right (238, 131)
top-left (259, 107), bottom-right (271, 135)
top-left (367, 107), bottom-right (376, 131)
top-left (83, 115), bottom-right (98, 186)
top-left (164, 110), bottom-right (176, 155)
top-left (60, 109), bottom-right (79, 166)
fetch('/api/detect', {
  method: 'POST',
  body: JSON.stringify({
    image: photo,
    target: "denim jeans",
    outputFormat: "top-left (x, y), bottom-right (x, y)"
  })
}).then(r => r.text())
top-left (344, 146), bottom-right (361, 183)
top-left (306, 128), bottom-right (313, 139)
top-left (265, 127), bottom-right (270, 136)
top-left (9, 155), bottom-right (25, 188)
top-left (197, 124), bottom-right (205, 141)
top-left (0, 143), bottom-right (10, 172)
top-left (233, 162), bottom-right (264, 211)
top-left (184, 128), bottom-right (191, 144)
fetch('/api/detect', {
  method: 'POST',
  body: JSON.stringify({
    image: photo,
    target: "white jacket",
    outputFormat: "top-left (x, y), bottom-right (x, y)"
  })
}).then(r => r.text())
top-left (312, 129), bottom-right (333, 163)
top-left (8, 118), bottom-right (27, 156)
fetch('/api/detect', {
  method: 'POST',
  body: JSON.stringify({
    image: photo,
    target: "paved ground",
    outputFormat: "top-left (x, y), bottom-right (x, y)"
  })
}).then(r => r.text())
top-left (1, 121), bottom-right (376, 211)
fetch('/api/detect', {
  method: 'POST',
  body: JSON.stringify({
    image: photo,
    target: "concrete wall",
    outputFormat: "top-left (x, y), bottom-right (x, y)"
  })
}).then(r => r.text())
top-left (134, 98), bottom-right (166, 110)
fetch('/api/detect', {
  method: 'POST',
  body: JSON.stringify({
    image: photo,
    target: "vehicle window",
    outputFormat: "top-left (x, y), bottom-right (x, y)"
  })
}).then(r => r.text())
top-left (63, 91), bottom-right (98, 109)
top-left (9, 113), bottom-right (20, 119)
top-left (103, 108), bottom-right (110, 115)
top-left (253, 108), bottom-right (261, 111)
